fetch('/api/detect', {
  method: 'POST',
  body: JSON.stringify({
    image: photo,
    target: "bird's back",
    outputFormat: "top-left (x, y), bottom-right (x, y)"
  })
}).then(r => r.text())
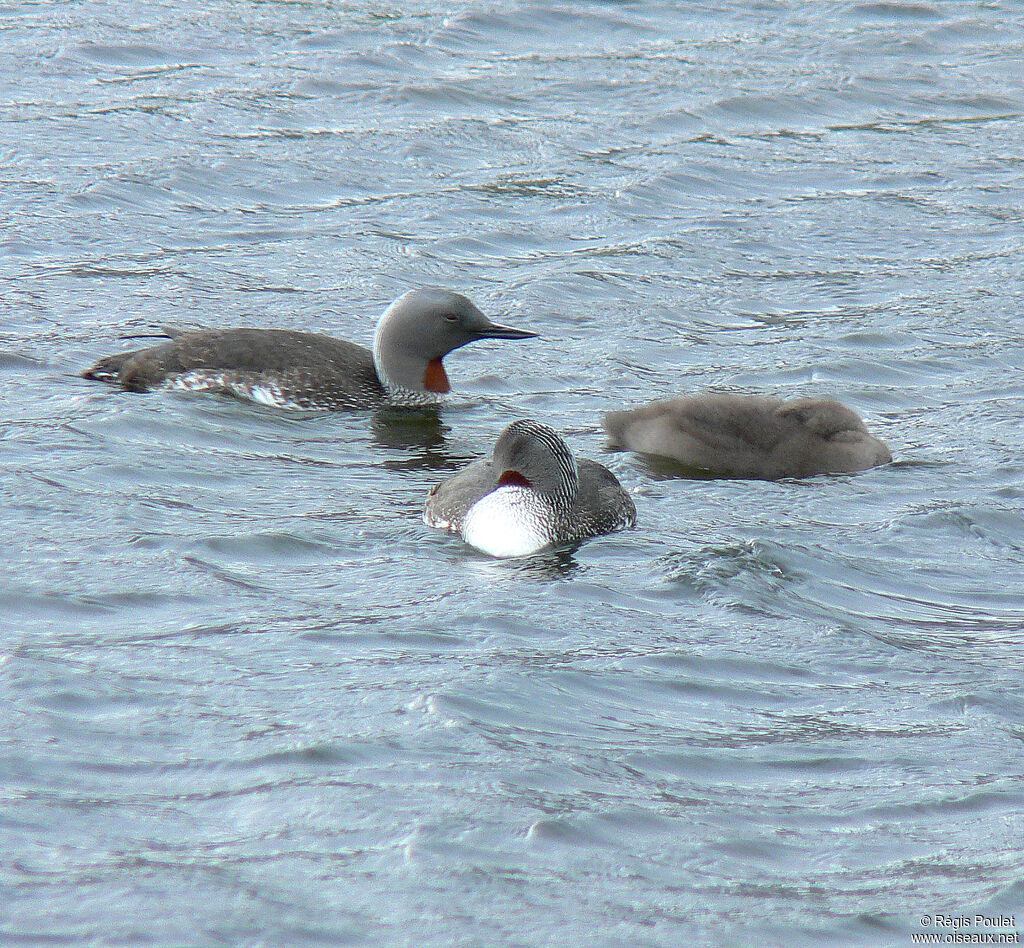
top-left (573, 459), bottom-right (637, 537)
top-left (423, 458), bottom-right (497, 532)
top-left (83, 328), bottom-right (387, 409)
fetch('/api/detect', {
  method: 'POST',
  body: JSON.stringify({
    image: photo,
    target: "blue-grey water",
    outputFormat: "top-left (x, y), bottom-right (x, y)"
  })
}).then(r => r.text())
top-left (3, 2), bottom-right (1024, 945)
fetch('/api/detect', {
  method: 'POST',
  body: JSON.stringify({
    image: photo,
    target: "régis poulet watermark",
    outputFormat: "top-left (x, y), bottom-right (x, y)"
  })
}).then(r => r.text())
top-left (911, 915), bottom-right (1019, 945)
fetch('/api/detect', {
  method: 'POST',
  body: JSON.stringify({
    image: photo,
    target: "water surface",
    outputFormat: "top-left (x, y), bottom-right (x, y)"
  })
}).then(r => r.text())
top-left (2, 2), bottom-right (1024, 945)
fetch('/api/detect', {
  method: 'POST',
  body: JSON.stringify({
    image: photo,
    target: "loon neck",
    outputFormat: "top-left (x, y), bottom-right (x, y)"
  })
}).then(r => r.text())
top-left (373, 320), bottom-right (447, 406)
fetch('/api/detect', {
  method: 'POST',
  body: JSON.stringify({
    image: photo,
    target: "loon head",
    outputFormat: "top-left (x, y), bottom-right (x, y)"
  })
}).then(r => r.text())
top-left (491, 420), bottom-right (580, 508)
top-left (373, 288), bottom-right (537, 405)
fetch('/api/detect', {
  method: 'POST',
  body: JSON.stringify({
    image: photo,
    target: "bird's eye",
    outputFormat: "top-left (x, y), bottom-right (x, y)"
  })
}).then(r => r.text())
top-left (444, 313), bottom-right (459, 322)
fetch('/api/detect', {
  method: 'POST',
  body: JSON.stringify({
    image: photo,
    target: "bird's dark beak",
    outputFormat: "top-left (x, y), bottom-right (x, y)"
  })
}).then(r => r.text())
top-left (476, 319), bottom-right (538, 340)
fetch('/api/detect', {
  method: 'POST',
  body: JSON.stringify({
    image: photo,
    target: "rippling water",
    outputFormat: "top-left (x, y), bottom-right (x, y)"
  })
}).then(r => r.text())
top-left (3, 1), bottom-right (1024, 945)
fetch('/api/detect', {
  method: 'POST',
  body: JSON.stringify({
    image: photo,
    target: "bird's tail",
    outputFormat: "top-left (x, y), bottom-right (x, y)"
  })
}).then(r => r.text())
top-left (118, 326), bottom-right (182, 341)
top-left (82, 327), bottom-right (182, 386)
top-left (81, 351), bottom-right (137, 383)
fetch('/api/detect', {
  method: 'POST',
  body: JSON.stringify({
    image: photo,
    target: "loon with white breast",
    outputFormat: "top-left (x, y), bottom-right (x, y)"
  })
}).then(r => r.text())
top-left (424, 419), bottom-right (637, 558)
top-left (82, 287), bottom-right (537, 410)
top-left (603, 394), bottom-right (891, 479)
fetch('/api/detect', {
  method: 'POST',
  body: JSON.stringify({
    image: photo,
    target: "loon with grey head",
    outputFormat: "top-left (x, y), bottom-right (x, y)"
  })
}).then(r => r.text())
top-left (81, 287), bottom-right (537, 410)
top-left (603, 394), bottom-right (891, 479)
top-left (424, 419), bottom-right (637, 558)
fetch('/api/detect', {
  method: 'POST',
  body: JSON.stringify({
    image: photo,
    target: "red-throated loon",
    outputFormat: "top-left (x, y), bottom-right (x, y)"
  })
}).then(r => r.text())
top-left (424, 419), bottom-right (637, 557)
top-left (82, 287), bottom-right (537, 410)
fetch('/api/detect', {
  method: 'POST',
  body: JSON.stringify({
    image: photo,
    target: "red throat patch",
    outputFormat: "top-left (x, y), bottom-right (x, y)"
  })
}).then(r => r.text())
top-left (423, 358), bottom-right (451, 394)
top-left (497, 470), bottom-right (531, 488)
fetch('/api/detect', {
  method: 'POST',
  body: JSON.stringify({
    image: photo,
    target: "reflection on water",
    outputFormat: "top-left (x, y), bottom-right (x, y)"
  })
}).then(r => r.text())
top-left (370, 406), bottom-right (463, 472)
top-left (460, 543), bottom-right (584, 581)
top-left (627, 450), bottom-right (734, 481)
